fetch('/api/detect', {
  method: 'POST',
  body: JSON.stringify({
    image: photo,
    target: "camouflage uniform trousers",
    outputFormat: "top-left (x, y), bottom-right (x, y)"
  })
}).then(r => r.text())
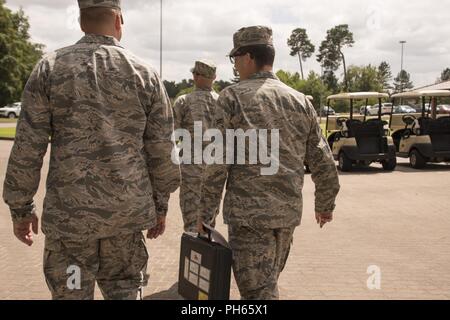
top-left (228, 224), bottom-right (295, 300)
top-left (180, 164), bottom-right (205, 232)
top-left (43, 232), bottom-right (149, 300)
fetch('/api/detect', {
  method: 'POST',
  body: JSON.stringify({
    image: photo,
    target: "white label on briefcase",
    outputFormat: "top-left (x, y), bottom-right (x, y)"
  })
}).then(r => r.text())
top-left (189, 262), bottom-right (199, 275)
top-left (184, 257), bottom-right (189, 280)
top-left (190, 250), bottom-right (202, 264)
top-left (200, 266), bottom-right (210, 281)
top-left (188, 272), bottom-right (199, 286)
top-left (199, 278), bottom-right (210, 293)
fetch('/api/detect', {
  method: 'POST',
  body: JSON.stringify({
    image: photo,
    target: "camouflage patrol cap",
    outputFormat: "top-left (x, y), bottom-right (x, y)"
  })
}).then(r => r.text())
top-left (78, 0), bottom-right (121, 9)
top-left (190, 60), bottom-right (217, 79)
top-left (229, 25), bottom-right (274, 57)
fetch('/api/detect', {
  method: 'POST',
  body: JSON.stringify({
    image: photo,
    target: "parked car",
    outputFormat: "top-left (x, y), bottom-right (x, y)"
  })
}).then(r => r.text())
top-left (360, 105), bottom-right (373, 115)
top-left (319, 106), bottom-right (336, 116)
top-left (412, 103), bottom-right (431, 113)
top-left (367, 103), bottom-right (393, 115)
top-left (393, 105), bottom-right (417, 114)
top-left (0, 102), bottom-right (21, 119)
top-left (437, 104), bottom-right (450, 114)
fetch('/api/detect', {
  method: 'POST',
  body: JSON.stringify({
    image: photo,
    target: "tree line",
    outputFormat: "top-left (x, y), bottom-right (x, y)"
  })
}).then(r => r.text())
top-left (1, 1), bottom-right (450, 108)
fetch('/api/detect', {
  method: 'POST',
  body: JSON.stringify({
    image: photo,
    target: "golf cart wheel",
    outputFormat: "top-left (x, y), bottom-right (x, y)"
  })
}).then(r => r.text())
top-left (8, 113), bottom-right (16, 119)
top-left (338, 152), bottom-right (352, 172)
top-left (382, 156), bottom-right (397, 171)
top-left (409, 149), bottom-right (427, 169)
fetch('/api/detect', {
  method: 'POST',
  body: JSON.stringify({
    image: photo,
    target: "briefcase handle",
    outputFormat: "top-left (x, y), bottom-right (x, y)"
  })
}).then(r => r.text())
top-left (198, 223), bottom-right (231, 249)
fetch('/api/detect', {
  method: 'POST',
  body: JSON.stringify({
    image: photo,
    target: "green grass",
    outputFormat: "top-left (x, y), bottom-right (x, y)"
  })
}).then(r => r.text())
top-left (0, 127), bottom-right (16, 139)
top-left (0, 118), bottom-right (18, 124)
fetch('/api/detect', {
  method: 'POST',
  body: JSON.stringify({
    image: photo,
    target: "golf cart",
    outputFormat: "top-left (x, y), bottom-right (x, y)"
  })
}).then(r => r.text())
top-left (326, 92), bottom-right (397, 172)
top-left (390, 90), bottom-right (450, 169)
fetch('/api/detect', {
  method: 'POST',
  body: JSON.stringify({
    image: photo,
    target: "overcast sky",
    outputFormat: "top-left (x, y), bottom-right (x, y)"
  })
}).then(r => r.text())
top-left (5, 0), bottom-right (450, 87)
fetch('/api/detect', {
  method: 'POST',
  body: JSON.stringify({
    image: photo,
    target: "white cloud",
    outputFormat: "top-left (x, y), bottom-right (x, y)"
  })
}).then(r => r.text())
top-left (4, 0), bottom-right (450, 87)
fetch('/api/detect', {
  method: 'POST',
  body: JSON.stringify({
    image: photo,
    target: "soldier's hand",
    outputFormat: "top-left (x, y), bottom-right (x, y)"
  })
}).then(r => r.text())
top-left (13, 214), bottom-right (39, 246)
top-left (315, 212), bottom-right (333, 229)
top-left (147, 216), bottom-right (166, 240)
top-left (197, 219), bottom-right (208, 235)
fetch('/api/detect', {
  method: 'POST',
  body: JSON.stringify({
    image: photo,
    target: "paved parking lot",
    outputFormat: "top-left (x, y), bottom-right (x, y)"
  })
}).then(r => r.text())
top-left (0, 140), bottom-right (449, 300)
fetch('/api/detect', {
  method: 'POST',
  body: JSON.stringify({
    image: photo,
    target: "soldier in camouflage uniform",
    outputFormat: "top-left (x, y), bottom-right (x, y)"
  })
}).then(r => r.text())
top-left (173, 60), bottom-right (219, 232)
top-left (199, 26), bottom-right (340, 300)
top-left (3, 0), bottom-right (180, 300)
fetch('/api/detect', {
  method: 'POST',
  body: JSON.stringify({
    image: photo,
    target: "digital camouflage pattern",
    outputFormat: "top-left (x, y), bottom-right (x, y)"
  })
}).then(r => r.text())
top-left (190, 60), bottom-right (217, 79)
top-left (78, 0), bottom-right (121, 9)
top-left (229, 25), bottom-right (274, 57)
top-left (200, 69), bottom-right (340, 300)
top-left (173, 88), bottom-right (219, 231)
top-left (200, 71), bottom-right (341, 229)
top-left (44, 232), bottom-right (148, 300)
top-left (3, 34), bottom-right (180, 241)
top-left (228, 225), bottom-right (295, 300)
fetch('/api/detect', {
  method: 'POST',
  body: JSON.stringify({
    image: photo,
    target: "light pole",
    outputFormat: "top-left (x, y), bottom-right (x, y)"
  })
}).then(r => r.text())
top-left (399, 40), bottom-right (406, 92)
top-left (160, 0), bottom-right (163, 78)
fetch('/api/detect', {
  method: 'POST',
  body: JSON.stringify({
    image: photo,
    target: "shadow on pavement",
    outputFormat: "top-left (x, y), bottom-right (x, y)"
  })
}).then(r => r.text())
top-left (395, 162), bottom-right (450, 173)
top-left (144, 282), bottom-right (184, 300)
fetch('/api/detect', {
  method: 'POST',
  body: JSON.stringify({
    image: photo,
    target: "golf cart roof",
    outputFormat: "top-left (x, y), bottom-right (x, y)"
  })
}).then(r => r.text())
top-left (391, 89), bottom-right (450, 99)
top-left (327, 92), bottom-right (389, 101)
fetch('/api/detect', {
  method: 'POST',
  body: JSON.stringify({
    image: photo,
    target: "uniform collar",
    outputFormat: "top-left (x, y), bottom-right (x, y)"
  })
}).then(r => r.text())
top-left (248, 71), bottom-right (278, 81)
top-left (195, 86), bottom-right (214, 92)
top-left (77, 34), bottom-right (123, 48)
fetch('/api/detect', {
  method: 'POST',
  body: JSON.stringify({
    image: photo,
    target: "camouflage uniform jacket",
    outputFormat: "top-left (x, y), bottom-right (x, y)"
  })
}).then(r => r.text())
top-left (3, 34), bottom-right (180, 240)
top-left (200, 71), bottom-right (340, 229)
top-left (173, 87), bottom-right (219, 135)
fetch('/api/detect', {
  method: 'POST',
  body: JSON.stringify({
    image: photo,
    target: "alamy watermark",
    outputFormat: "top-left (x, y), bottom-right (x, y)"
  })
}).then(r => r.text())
top-left (67, 265), bottom-right (81, 290)
top-left (366, 265), bottom-right (381, 290)
top-left (171, 121), bottom-right (280, 176)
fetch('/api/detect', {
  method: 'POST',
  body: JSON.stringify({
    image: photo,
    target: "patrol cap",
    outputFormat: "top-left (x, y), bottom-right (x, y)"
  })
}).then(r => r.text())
top-left (229, 25), bottom-right (274, 57)
top-left (78, 0), bottom-right (121, 10)
top-left (190, 60), bottom-right (217, 79)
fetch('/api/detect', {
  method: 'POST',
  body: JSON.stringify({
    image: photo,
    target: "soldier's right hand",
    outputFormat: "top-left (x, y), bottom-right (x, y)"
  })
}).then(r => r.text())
top-left (315, 212), bottom-right (333, 229)
top-left (147, 216), bottom-right (166, 240)
top-left (13, 214), bottom-right (39, 246)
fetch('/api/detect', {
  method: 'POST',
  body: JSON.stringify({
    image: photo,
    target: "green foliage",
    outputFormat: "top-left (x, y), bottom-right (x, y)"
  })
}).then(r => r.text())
top-left (440, 68), bottom-right (450, 82)
top-left (317, 24), bottom-right (354, 91)
top-left (276, 70), bottom-right (330, 111)
top-left (0, 1), bottom-right (44, 107)
top-left (287, 28), bottom-right (315, 79)
top-left (393, 70), bottom-right (414, 93)
top-left (346, 64), bottom-right (383, 93)
top-left (378, 61), bottom-right (393, 91)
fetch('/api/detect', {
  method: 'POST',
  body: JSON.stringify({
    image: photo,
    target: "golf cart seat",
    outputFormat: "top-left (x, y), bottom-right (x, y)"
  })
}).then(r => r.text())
top-left (428, 117), bottom-right (450, 152)
top-left (346, 119), bottom-right (386, 154)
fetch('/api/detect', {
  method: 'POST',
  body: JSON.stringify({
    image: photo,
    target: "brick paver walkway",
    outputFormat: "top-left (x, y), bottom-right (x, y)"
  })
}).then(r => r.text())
top-left (1, 140), bottom-right (450, 300)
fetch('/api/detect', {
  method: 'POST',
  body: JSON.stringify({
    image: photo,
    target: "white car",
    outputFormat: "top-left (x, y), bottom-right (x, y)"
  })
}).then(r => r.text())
top-left (0, 102), bottom-right (21, 119)
top-left (368, 103), bottom-right (393, 115)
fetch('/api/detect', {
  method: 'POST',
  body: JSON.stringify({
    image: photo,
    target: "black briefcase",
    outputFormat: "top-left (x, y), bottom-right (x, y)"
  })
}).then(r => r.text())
top-left (178, 224), bottom-right (232, 300)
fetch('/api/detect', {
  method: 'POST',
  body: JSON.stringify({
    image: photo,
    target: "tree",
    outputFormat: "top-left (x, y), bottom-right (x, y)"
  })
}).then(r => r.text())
top-left (276, 70), bottom-right (330, 112)
top-left (0, 0), bottom-right (44, 107)
top-left (393, 70), bottom-right (414, 93)
top-left (276, 70), bottom-right (302, 90)
top-left (163, 80), bottom-right (178, 98)
top-left (215, 80), bottom-right (233, 92)
top-left (317, 24), bottom-right (354, 91)
top-left (287, 28), bottom-right (315, 80)
top-left (347, 65), bottom-right (383, 93)
top-left (378, 61), bottom-right (393, 91)
top-left (321, 70), bottom-right (340, 93)
top-left (440, 68), bottom-right (450, 82)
